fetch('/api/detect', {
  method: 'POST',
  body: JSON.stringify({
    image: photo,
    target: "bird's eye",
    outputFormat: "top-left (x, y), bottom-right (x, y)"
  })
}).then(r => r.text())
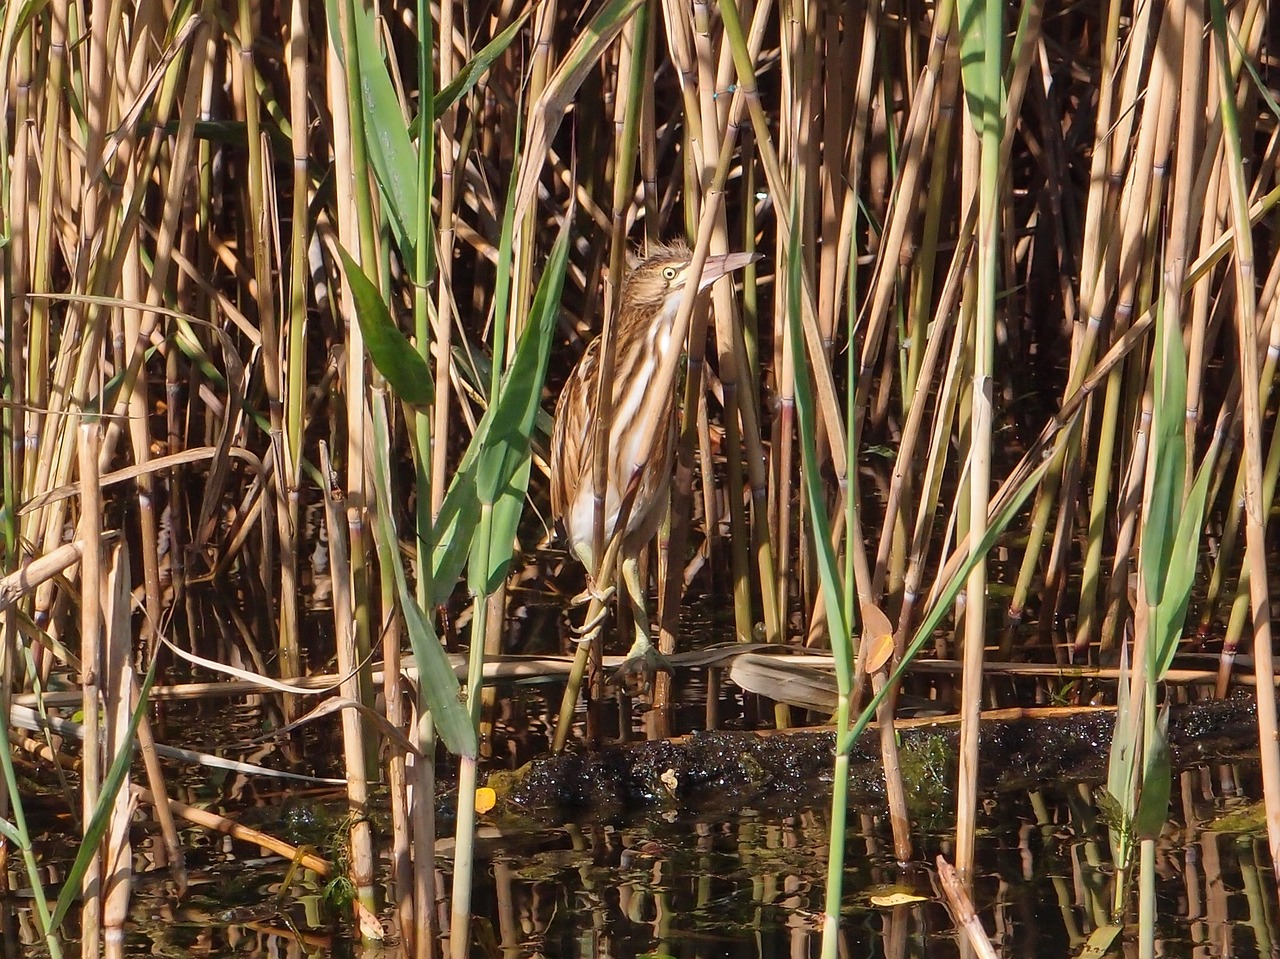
top-left (662, 266), bottom-right (678, 280)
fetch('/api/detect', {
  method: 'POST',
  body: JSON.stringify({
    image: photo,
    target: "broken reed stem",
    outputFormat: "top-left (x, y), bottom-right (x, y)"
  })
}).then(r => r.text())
top-left (130, 786), bottom-right (332, 877)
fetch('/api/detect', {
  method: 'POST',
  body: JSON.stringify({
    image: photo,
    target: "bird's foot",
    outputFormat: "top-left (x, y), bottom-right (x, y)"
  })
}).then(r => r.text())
top-left (608, 638), bottom-right (673, 690)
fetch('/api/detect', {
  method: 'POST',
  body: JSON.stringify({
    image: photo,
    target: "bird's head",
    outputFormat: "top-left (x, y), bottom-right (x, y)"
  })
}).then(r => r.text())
top-left (620, 242), bottom-right (761, 316)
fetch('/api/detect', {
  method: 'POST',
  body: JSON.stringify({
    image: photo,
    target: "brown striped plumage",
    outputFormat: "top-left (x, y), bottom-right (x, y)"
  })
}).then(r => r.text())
top-left (550, 242), bottom-right (759, 671)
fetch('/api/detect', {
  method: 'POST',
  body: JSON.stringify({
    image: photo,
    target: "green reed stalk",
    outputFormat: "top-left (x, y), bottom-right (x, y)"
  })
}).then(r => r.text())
top-left (727, 135), bottom-right (759, 646)
top-left (448, 219), bottom-right (568, 958)
top-left (662, 0), bottom-right (758, 691)
top-left (280, 0), bottom-right (311, 752)
top-left (407, 2), bottom-right (437, 948)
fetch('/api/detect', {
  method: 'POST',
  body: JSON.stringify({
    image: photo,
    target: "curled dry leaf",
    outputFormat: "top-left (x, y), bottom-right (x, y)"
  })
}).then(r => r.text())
top-left (861, 603), bottom-right (896, 674)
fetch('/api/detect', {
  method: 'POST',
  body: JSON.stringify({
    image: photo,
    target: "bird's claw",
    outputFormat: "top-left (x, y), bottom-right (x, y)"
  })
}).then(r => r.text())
top-left (608, 641), bottom-right (673, 690)
top-left (569, 582), bottom-right (615, 608)
top-left (570, 602), bottom-right (612, 643)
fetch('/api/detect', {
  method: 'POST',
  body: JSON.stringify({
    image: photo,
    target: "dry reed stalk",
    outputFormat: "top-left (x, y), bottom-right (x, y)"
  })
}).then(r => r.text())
top-left (1070, 4), bottom-right (1154, 647)
top-left (874, 197), bottom-right (967, 605)
top-left (935, 855), bottom-right (1000, 959)
top-left (235, 0), bottom-right (301, 705)
top-left (102, 544), bottom-right (134, 959)
top-left (130, 785), bottom-right (332, 876)
top-left (956, 55), bottom-right (997, 881)
top-left (384, 605), bottom-right (413, 946)
top-left (659, 0), bottom-right (758, 682)
top-left (79, 422), bottom-right (103, 958)
top-left (854, 5), bottom-right (949, 419)
top-left (714, 0), bottom-right (783, 658)
top-left (431, 0), bottom-right (463, 523)
top-left (6, 0), bottom-right (1280, 943)
top-left (410, 702), bottom-right (438, 959)
top-left (907, 254), bottom-right (972, 649)
top-left (1211, 0), bottom-right (1280, 906)
top-left (319, 441), bottom-right (377, 922)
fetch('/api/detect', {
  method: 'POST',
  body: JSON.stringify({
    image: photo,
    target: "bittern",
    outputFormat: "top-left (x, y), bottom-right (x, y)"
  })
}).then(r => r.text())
top-left (550, 242), bottom-right (759, 676)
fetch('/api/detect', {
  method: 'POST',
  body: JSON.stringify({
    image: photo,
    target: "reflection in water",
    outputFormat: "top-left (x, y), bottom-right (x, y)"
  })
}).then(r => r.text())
top-left (8, 760), bottom-right (1275, 958)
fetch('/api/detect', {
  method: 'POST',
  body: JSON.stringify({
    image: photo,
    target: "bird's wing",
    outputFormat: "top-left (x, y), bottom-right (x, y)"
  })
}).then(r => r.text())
top-left (549, 337), bottom-right (599, 526)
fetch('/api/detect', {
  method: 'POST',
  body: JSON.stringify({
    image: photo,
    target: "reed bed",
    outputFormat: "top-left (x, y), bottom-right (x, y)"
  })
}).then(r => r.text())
top-left (1, 0), bottom-right (1278, 955)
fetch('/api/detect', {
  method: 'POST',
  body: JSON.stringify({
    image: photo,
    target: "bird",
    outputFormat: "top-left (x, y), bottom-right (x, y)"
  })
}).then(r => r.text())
top-left (549, 241), bottom-right (759, 678)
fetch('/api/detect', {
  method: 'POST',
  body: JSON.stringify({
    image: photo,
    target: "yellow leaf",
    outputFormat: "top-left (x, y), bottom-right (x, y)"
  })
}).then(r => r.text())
top-left (864, 632), bottom-right (895, 673)
top-left (870, 892), bottom-right (927, 907)
top-left (475, 786), bottom-right (497, 814)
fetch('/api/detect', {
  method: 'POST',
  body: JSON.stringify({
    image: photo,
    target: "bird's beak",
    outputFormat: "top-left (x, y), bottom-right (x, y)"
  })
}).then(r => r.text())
top-left (696, 251), bottom-right (763, 292)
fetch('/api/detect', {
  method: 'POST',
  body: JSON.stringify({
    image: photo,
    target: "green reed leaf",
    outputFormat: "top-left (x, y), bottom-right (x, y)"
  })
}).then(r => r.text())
top-left (956, 0), bottom-right (1005, 139)
top-left (787, 190), bottom-right (849, 676)
top-left (433, 10), bottom-right (531, 117)
top-left (338, 245), bottom-right (434, 406)
top-left (369, 394), bottom-right (477, 758)
top-left (1142, 298), bottom-right (1186, 607)
top-left (840, 445), bottom-right (1062, 756)
top-left (1104, 640), bottom-right (1137, 871)
top-left (433, 214), bottom-right (571, 603)
top-left (328, 0), bottom-right (419, 270)
top-left (1151, 454), bottom-right (1213, 679)
top-left (48, 657), bottom-right (158, 935)
top-left (1133, 704), bottom-right (1171, 840)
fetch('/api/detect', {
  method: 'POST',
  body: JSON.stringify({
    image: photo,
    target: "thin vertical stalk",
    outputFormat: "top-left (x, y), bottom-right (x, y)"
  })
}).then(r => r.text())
top-left (320, 442), bottom-right (377, 921)
top-left (333, 0), bottom-right (380, 825)
top-left (101, 545), bottom-right (133, 959)
top-left (79, 421), bottom-right (103, 958)
top-left (955, 0), bottom-right (1001, 885)
top-left (410, 0), bottom-right (438, 947)
top-left (1209, 0), bottom-right (1280, 909)
top-left (449, 500), bottom-right (492, 959)
top-left (430, 0), bottom-right (462, 520)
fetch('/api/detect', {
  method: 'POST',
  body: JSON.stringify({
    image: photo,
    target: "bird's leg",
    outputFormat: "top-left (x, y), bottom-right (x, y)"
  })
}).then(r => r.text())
top-left (569, 470), bottom-right (644, 640)
top-left (568, 532), bottom-right (623, 641)
top-left (567, 546), bottom-right (615, 611)
top-left (610, 554), bottom-right (673, 685)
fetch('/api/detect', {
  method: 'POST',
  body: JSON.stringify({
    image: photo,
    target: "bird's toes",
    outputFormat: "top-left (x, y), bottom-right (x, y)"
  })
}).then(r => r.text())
top-left (569, 583), bottom-right (615, 608)
top-left (608, 642), bottom-right (673, 690)
top-left (570, 604), bottom-right (611, 642)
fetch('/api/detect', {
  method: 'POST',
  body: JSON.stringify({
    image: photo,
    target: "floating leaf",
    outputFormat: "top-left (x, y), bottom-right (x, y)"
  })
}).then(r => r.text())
top-left (870, 892), bottom-right (928, 907)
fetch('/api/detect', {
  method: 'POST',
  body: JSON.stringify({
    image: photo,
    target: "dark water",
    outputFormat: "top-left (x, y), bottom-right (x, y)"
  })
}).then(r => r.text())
top-left (6, 682), bottom-right (1278, 959)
